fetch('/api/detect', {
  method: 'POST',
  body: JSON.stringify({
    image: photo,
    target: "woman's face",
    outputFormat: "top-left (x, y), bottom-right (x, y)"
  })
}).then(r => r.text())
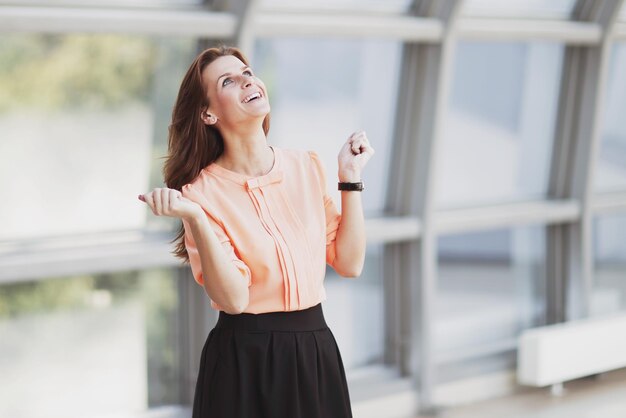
top-left (201, 55), bottom-right (270, 128)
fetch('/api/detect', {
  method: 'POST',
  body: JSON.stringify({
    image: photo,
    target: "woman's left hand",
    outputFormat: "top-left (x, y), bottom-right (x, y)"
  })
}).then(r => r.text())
top-left (338, 130), bottom-right (375, 182)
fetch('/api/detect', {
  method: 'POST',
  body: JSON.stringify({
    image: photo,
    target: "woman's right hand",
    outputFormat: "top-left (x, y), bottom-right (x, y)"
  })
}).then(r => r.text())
top-left (138, 188), bottom-right (203, 221)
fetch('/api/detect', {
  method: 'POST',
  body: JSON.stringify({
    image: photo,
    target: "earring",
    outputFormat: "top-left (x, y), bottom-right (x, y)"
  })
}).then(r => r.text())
top-left (204, 113), bottom-right (217, 124)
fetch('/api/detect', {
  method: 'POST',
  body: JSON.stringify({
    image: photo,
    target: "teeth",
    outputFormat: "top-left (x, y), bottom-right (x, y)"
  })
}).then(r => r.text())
top-left (243, 92), bottom-right (261, 103)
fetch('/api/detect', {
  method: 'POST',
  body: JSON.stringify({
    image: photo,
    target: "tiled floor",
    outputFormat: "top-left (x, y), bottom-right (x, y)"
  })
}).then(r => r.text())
top-left (415, 368), bottom-right (626, 418)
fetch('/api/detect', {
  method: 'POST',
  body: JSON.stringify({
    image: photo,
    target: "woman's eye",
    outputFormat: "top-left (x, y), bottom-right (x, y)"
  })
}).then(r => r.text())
top-left (222, 78), bottom-right (232, 86)
top-left (243, 70), bottom-right (253, 76)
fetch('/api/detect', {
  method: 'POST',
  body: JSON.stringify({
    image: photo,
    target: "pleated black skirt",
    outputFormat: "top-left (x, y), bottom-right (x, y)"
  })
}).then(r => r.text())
top-left (192, 303), bottom-right (353, 418)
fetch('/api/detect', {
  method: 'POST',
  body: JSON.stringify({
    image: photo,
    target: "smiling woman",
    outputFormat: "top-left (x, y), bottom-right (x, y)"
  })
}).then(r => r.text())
top-left (138, 45), bottom-right (373, 418)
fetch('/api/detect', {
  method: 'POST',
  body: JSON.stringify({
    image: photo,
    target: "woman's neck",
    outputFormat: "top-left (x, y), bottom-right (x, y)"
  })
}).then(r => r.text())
top-left (216, 124), bottom-right (273, 177)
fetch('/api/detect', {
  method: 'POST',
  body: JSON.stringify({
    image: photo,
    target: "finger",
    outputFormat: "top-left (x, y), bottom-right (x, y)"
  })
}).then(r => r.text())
top-left (351, 138), bottom-right (366, 153)
top-left (340, 139), bottom-right (353, 154)
top-left (349, 134), bottom-right (367, 148)
top-left (351, 130), bottom-right (365, 138)
top-left (145, 192), bottom-right (157, 215)
top-left (138, 194), bottom-right (146, 202)
top-left (154, 188), bottom-right (163, 215)
top-left (356, 143), bottom-right (373, 156)
top-left (168, 189), bottom-right (180, 211)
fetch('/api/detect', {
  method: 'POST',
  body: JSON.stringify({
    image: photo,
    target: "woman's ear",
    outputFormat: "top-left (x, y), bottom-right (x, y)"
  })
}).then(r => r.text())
top-left (201, 110), bottom-right (218, 126)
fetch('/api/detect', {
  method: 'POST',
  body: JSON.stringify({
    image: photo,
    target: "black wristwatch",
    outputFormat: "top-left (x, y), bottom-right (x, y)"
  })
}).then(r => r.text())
top-left (338, 181), bottom-right (364, 192)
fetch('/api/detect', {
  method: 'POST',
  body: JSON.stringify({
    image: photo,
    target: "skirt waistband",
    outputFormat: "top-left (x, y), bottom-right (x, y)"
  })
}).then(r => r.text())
top-left (215, 303), bottom-right (327, 332)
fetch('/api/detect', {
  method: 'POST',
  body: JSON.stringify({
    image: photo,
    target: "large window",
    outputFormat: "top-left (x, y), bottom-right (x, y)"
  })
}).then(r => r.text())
top-left (0, 34), bottom-right (196, 241)
top-left (253, 39), bottom-right (401, 216)
top-left (436, 227), bottom-right (547, 369)
top-left (324, 245), bottom-right (384, 370)
top-left (595, 44), bottom-right (626, 193)
top-left (592, 215), bottom-right (626, 317)
top-left (437, 42), bottom-right (564, 209)
top-left (0, 268), bottom-right (181, 418)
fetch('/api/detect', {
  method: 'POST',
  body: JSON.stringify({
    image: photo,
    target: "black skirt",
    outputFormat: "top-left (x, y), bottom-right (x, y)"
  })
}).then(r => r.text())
top-left (192, 303), bottom-right (353, 418)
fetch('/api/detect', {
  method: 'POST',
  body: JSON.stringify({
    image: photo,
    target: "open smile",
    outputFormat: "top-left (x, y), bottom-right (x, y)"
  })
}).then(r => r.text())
top-left (242, 91), bottom-right (263, 103)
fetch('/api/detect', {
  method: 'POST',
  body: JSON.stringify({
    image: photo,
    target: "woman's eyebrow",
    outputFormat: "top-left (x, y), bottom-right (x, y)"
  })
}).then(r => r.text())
top-left (217, 66), bottom-right (251, 83)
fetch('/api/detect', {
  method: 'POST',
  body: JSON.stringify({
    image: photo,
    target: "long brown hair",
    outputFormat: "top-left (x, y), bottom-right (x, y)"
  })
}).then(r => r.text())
top-left (163, 45), bottom-right (270, 262)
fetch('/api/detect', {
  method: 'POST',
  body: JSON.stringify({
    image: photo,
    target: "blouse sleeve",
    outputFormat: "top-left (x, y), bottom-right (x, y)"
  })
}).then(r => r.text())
top-left (181, 184), bottom-right (252, 288)
top-left (308, 150), bottom-right (342, 267)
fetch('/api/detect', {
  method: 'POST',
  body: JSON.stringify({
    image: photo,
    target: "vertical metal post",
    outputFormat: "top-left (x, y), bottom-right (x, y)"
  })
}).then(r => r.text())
top-left (385, 0), bottom-right (463, 412)
top-left (547, 0), bottom-right (624, 322)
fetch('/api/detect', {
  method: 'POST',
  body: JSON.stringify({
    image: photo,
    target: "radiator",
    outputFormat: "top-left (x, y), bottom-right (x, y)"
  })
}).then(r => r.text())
top-left (517, 313), bottom-right (626, 388)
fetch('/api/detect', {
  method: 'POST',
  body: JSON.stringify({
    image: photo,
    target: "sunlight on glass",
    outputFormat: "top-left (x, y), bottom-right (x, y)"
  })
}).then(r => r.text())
top-left (0, 268), bottom-right (180, 418)
top-left (595, 44), bottom-right (626, 193)
top-left (592, 215), bottom-right (626, 317)
top-left (436, 227), bottom-right (546, 360)
top-left (437, 42), bottom-right (563, 209)
top-left (0, 34), bottom-right (195, 241)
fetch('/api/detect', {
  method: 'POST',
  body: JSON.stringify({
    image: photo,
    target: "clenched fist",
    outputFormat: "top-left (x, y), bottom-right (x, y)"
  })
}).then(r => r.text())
top-left (138, 188), bottom-right (203, 221)
top-left (338, 130), bottom-right (375, 182)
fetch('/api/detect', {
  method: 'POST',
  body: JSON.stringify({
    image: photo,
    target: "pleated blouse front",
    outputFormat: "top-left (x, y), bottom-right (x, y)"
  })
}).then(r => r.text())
top-left (181, 146), bottom-right (342, 314)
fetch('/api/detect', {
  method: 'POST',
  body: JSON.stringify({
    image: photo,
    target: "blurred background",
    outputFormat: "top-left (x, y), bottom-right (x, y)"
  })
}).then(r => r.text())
top-left (1, 1), bottom-right (625, 417)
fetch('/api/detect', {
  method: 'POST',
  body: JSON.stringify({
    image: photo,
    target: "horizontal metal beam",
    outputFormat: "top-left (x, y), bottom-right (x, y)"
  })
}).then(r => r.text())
top-left (259, 2), bottom-right (410, 16)
top-left (457, 18), bottom-right (602, 44)
top-left (592, 191), bottom-right (626, 214)
top-left (436, 199), bottom-right (581, 235)
top-left (254, 13), bottom-right (443, 41)
top-left (365, 216), bottom-right (422, 243)
top-left (434, 338), bottom-right (517, 364)
top-left (0, 216), bottom-right (422, 283)
top-left (0, 5), bottom-right (236, 36)
top-left (0, 230), bottom-right (181, 283)
top-left (0, 5), bottom-right (613, 45)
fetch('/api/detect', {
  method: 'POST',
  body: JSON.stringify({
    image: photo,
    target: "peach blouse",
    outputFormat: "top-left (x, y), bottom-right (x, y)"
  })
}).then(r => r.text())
top-left (181, 146), bottom-right (342, 313)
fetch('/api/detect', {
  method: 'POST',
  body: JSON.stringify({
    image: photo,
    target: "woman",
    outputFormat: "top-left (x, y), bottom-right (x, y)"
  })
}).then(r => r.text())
top-left (139, 45), bottom-right (374, 418)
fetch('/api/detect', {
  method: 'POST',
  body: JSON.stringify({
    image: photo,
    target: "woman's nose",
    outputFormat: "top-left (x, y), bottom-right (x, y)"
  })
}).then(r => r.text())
top-left (242, 77), bottom-right (252, 88)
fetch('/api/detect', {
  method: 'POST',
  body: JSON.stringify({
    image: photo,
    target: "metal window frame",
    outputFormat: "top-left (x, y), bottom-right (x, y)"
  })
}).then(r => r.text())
top-left (546, 0), bottom-right (624, 324)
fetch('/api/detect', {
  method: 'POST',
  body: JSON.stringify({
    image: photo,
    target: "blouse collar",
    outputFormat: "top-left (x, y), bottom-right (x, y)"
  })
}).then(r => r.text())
top-left (204, 145), bottom-right (283, 189)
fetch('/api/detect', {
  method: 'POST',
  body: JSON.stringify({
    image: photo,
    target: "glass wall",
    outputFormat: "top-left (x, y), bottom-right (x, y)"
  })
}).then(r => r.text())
top-left (324, 244), bottom-right (384, 370)
top-left (0, 268), bottom-right (181, 418)
top-left (253, 39), bottom-right (402, 215)
top-left (592, 214), bottom-right (626, 317)
top-left (595, 44), bottom-right (626, 193)
top-left (437, 42), bottom-right (564, 209)
top-left (0, 33), bottom-right (195, 418)
top-left (0, 34), bottom-right (196, 241)
top-left (436, 227), bottom-right (546, 358)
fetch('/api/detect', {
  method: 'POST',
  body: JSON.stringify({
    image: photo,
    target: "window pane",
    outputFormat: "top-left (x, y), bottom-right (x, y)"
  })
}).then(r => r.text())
top-left (595, 44), bottom-right (626, 193)
top-left (592, 214), bottom-right (626, 316)
top-left (324, 244), bottom-right (384, 370)
top-left (0, 268), bottom-right (181, 418)
top-left (436, 227), bottom-right (546, 372)
top-left (437, 42), bottom-right (563, 209)
top-left (253, 39), bottom-right (402, 216)
top-left (463, 0), bottom-right (576, 19)
top-left (0, 34), bottom-right (197, 241)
